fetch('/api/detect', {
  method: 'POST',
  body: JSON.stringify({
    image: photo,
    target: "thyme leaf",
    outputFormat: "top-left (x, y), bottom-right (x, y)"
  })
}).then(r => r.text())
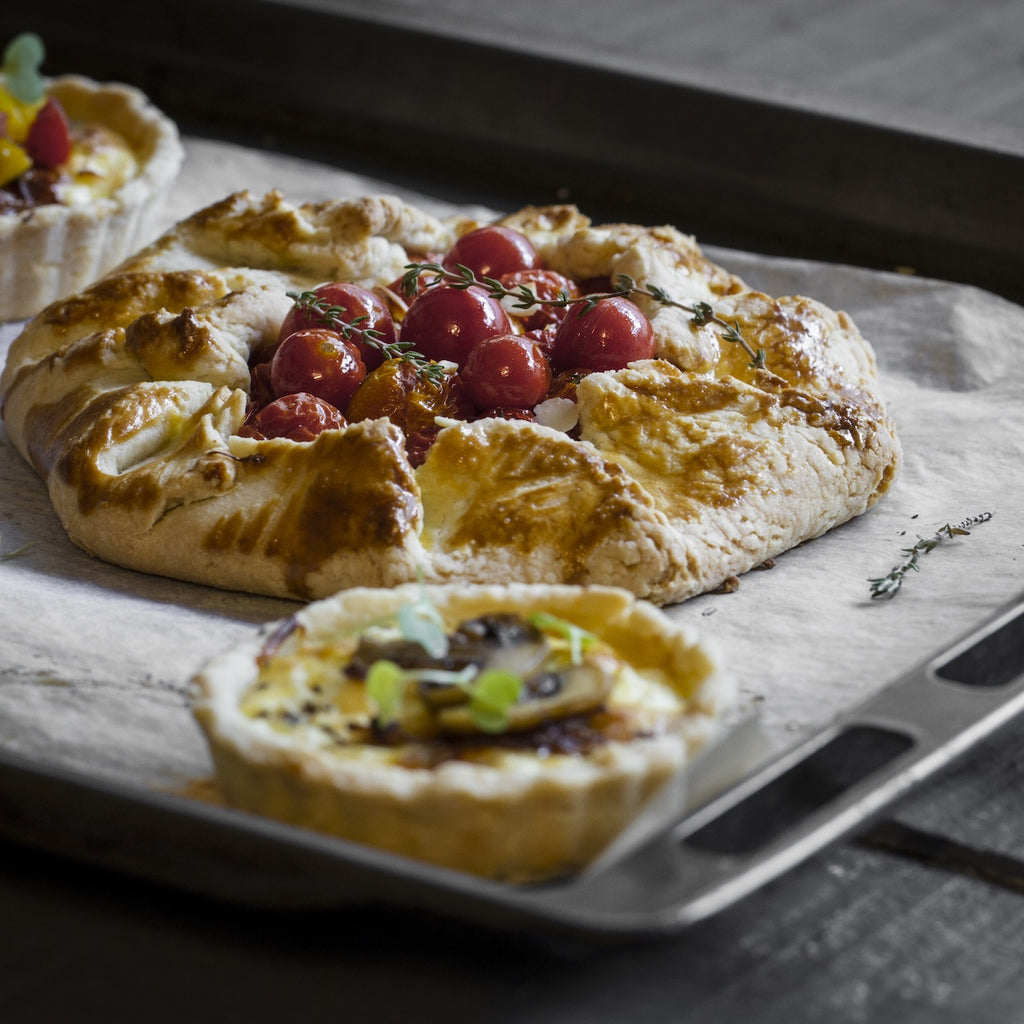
top-left (285, 290), bottom-right (448, 386)
top-left (868, 512), bottom-right (993, 599)
top-left (401, 262), bottom-right (767, 370)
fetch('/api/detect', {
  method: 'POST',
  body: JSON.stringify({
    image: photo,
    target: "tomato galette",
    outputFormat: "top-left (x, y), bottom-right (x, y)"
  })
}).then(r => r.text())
top-left (0, 191), bottom-right (900, 604)
top-left (191, 581), bottom-right (729, 881)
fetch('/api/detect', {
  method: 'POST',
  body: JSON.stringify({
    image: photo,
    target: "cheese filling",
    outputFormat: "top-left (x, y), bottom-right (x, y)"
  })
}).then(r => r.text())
top-left (240, 609), bottom-right (691, 769)
top-left (60, 122), bottom-right (139, 203)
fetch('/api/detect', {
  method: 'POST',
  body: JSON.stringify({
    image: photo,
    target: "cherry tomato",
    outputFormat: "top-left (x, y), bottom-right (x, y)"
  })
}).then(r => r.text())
top-left (551, 296), bottom-right (655, 371)
top-left (270, 327), bottom-right (367, 410)
top-left (347, 359), bottom-right (473, 436)
top-left (347, 359), bottom-right (473, 465)
top-left (442, 225), bottom-right (540, 281)
top-left (547, 368), bottom-right (586, 402)
top-left (240, 393), bottom-right (346, 442)
top-left (279, 282), bottom-right (396, 370)
top-left (25, 99), bottom-right (71, 167)
top-left (498, 269), bottom-right (578, 332)
top-left (398, 284), bottom-right (511, 366)
top-left (461, 333), bottom-right (551, 410)
top-left (248, 356), bottom-right (276, 409)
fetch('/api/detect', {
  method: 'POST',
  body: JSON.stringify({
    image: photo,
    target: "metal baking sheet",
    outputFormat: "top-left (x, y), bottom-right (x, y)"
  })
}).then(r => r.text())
top-left (1, 1), bottom-right (1024, 943)
top-left (0, 594), bottom-right (1021, 940)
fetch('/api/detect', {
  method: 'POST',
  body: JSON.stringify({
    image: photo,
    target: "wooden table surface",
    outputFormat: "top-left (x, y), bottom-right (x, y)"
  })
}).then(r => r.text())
top-left (2, 1), bottom-right (1024, 1020)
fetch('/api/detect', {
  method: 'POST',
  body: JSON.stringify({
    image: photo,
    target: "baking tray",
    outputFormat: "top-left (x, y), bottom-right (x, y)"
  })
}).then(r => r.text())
top-left (0, 592), bottom-right (1021, 940)
top-left (1, 1), bottom-right (1023, 942)
top-left (1, 0), bottom-right (1023, 303)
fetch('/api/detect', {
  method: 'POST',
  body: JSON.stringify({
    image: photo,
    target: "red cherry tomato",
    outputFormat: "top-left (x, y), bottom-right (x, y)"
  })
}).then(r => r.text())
top-left (248, 356), bottom-right (276, 408)
top-left (279, 282), bottom-right (396, 370)
top-left (499, 269), bottom-right (579, 331)
top-left (240, 393), bottom-right (346, 442)
top-left (270, 328), bottom-right (367, 410)
top-left (551, 296), bottom-right (655, 371)
top-left (398, 285), bottom-right (511, 366)
top-left (442, 225), bottom-right (540, 281)
top-left (461, 333), bottom-right (551, 410)
top-left (25, 99), bottom-right (71, 167)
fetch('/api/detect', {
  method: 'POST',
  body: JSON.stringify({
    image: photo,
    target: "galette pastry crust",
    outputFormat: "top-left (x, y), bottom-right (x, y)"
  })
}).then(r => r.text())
top-left (0, 191), bottom-right (901, 604)
top-left (191, 582), bottom-right (730, 882)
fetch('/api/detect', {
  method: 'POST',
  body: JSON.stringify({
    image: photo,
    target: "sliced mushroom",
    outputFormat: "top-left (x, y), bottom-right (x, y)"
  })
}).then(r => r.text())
top-left (437, 653), bottom-right (619, 735)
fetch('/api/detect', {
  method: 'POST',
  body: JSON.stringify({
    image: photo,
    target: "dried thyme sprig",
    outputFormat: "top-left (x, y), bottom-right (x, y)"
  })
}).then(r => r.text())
top-left (402, 263), bottom-right (768, 370)
top-left (868, 512), bottom-right (993, 599)
top-left (0, 537), bottom-right (35, 562)
top-left (285, 290), bottom-right (448, 385)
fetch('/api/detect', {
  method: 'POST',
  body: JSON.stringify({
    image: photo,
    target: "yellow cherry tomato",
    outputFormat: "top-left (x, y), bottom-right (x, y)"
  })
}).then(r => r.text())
top-left (0, 82), bottom-right (44, 143)
top-left (0, 136), bottom-right (32, 186)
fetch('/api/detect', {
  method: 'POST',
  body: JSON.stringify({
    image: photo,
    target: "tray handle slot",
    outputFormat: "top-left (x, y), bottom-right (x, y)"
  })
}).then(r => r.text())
top-left (529, 593), bottom-right (1024, 935)
top-left (934, 607), bottom-right (1024, 688)
top-left (682, 724), bottom-right (914, 857)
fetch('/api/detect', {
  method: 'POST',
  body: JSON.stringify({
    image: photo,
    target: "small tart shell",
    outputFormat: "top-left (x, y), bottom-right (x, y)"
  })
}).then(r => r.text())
top-left (191, 583), bottom-right (730, 883)
top-left (0, 75), bottom-right (183, 322)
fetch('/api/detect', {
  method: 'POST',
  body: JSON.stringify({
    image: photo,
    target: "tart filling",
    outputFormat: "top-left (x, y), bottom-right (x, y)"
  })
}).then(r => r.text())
top-left (192, 583), bottom-right (731, 882)
top-left (0, 47), bottom-right (183, 320)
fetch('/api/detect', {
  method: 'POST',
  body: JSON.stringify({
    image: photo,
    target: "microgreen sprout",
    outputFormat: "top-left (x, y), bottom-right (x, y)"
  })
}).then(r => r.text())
top-left (528, 611), bottom-right (597, 666)
top-left (365, 660), bottom-right (523, 733)
top-left (365, 588), bottom-right (524, 732)
top-left (2, 33), bottom-right (46, 104)
top-left (868, 512), bottom-right (993, 599)
top-left (365, 660), bottom-right (406, 725)
top-left (397, 584), bottom-right (449, 659)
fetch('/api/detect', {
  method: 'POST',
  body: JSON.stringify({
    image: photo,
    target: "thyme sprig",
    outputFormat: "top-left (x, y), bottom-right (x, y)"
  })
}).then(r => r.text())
top-left (868, 512), bottom-right (993, 599)
top-left (0, 536), bottom-right (35, 562)
top-left (402, 262), bottom-right (767, 370)
top-left (286, 290), bottom-right (447, 385)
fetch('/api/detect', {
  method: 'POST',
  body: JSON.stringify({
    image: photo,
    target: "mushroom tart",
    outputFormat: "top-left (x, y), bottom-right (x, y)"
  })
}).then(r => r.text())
top-left (191, 583), bottom-right (731, 882)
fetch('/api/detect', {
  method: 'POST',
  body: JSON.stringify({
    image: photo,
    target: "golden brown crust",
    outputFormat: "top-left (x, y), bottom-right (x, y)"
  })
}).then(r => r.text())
top-left (1, 190), bottom-right (901, 603)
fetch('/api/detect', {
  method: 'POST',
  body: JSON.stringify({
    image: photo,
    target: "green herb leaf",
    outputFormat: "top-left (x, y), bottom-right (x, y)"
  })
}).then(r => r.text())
top-left (468, 669), bottom-right (523, 732)
top-left (396, 586), bottom-right (449, 658)
top-left (528, 611), bottom-right (597, 665)
top-left (2, 32), bottom-right (46, 104)
top-left (365, 660), bottom-right (406, 725)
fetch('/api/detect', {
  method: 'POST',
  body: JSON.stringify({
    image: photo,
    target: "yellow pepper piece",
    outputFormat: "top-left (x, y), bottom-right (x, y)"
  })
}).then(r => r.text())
top-left (0, 136), bottom-right (32, 186)
top-left (0, 81), bottom-right (43, 143)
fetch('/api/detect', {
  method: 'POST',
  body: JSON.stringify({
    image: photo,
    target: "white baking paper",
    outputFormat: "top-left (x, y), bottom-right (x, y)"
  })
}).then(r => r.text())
top-left (1, 137), bottom-right (1022, 794)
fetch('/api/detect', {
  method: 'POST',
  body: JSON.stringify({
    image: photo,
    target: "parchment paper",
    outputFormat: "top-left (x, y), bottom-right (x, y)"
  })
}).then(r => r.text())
top-left (1, 137), bottom-right (1022, 796)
